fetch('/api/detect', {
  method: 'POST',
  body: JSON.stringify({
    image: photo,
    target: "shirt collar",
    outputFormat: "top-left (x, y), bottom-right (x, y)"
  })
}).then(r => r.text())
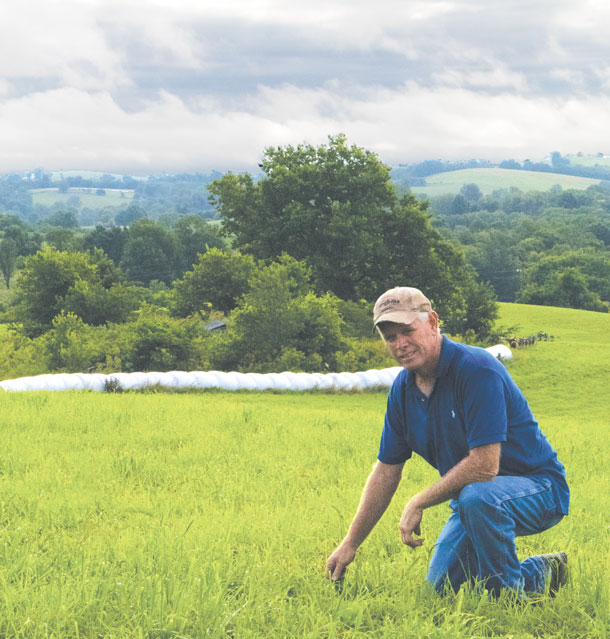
top-left (406, 334), bottom-right (455, 388)
top-left (436, 335), bottom-right (456, 378)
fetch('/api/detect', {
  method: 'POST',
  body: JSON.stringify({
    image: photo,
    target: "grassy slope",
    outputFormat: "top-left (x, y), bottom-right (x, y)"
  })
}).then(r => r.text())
top-left (48, 171), bottom-right (147, 182)
top-left (565, 154), bottom-right (610, 167)
top-left (410, 168), bottom-right (600, 197)
top-left (31, 187), bottom-right (134, 209)
top-left (0, 303), bottom-right (608, 637)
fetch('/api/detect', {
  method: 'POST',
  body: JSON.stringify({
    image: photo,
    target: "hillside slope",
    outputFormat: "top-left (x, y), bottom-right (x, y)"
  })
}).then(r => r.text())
top-left (496, 302), bottom-right (609, 418)
top-left (410, 168), bottom-right (600, 197)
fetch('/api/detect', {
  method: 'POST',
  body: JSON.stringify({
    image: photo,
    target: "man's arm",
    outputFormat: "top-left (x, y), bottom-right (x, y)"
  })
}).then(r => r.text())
top-left (400, 442), bottom-right (501, 547)
top-left (326, 460), bottom-right (404, 580)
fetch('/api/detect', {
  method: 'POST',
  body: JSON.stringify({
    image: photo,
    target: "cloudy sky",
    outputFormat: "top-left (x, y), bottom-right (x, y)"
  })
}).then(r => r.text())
top-left (2, 0), bottom-right (610, 175)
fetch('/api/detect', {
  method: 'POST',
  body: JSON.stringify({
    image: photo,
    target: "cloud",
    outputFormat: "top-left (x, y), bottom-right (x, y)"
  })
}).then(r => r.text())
top-left (2, 0), bottom-right (610, 173)
top-left (0, 1), bottom-right (125, 91)
top-left (2, 83), bottom-right (610, 174)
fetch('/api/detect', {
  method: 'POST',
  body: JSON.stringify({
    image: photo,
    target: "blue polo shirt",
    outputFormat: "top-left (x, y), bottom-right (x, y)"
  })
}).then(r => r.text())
top-left (378, 336), bottom-right (569, 515)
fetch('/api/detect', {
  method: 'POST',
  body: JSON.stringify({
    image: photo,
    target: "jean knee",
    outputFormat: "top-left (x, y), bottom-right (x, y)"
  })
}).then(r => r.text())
top-left (457, 482), bottom-right (497, 519)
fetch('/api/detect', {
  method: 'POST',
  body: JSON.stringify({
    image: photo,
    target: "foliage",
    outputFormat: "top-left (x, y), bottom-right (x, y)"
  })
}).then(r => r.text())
top-left (209, 134), bottom-right (396, 300)
top-left (0, 176), bottom-right (33, 215)
top-left (4, 307), bottom-right (211, 375)
top-left (518, 266), bottom-right (609, 313)
top-left (208, 256), bottom-right (347, 372)
top-left (506, 249), bottom-right (610, 313)
top-left (334, 336), bottom-right (396, 371)
top-left (44, 227), bottom-right (79, 251)
top-left (0, 237), bottom-right (18, 288)
top-left (114, 204), bottom-right (147, 226)
top-left (0, 328), bottom-right (47, 378)
top-left (336, 299), bottom-right (374, 338)
top-left (435, 185), bottom-right (610, 309)
top-left (132, 172), bottom-right (221, 217)
top-left (0, 216), bottom-right (42, 256)
top-left (41, 312), bottom-right (101, 372)
top-left (44, 209), bottom-right (79, 228)
top-left (117, 306), bottom-right (209, 372)
top-left (172, 248), bottom-right (257, 316)
top-left (62, 280), bottom-right (143, 325)
top-left (173, 215), bottom-right (225, 273)
top-left (83, 225), bottom-right (130, 264)
top-left (120, 219), bottom-right (179, 285)
top-left (6, 247), bottom-right (139, 336)
top-left (210, 135), bottom-right (494, 335)
top-left (8, 247), bottom-right (100, 336)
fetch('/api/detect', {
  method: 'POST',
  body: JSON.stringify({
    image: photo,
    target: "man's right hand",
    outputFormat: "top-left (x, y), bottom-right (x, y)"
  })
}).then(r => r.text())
top-left (326, 542), bottom-right (357, 581)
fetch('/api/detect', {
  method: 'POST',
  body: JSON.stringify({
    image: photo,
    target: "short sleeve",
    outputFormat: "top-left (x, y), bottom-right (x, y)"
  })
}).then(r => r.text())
top-left (378, 375), bottom-right (413, 464)
top-left (460, 367), bottom-right (508, 448)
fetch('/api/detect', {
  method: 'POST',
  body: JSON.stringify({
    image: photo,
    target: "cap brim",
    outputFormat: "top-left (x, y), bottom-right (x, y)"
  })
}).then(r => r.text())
top-left (373, 310), bottom-right (423, 329)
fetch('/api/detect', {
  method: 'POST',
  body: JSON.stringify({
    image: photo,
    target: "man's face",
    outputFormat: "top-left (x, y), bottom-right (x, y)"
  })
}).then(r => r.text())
top-left (379, 315), bottom-right (440, 373)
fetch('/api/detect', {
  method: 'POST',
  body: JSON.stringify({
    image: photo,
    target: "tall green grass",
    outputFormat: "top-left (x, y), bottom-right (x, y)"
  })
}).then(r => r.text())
top-left (0, 303), bottom-right (608, 637)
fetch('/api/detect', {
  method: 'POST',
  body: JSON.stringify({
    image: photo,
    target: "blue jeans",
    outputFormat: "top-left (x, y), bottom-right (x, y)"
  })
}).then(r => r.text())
top-left (426, 475), bottom-right (564, 595)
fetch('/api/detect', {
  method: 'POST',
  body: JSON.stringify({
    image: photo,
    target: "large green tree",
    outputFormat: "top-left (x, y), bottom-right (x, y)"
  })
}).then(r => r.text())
top-left (83, 226), bottom-right (130, 264)
top-left (210, 256), bottom-right (346, 372)
top-left (208, 135), bottom-right (395, 300)
top-left (517, 251), bottom-right (610, 312)
top-left (9, 247), bottom-right (99, 336)
top-left (8, 247), bottom-right (135, 336)
top-left (173, 215), bottom-right (225, 274)
top-left (172, 248), bottom-right (257, 316)
top-left (120, 219), bottom-right (179, 285)
top-left (209, 135), bottom-right (495, 335)
top-left (0, 237), bottom-right (18, 288)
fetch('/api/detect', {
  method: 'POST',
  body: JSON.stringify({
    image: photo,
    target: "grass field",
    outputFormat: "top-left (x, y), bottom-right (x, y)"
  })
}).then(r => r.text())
top-left (0, 303), bottom-right (608, 637)
top-left (565, 155), bottom-right (610, 167)
top-left (410, 168), bottom-right (600, 197)
top-left (30, 188), bottom-right (134, 209)
top-left (48, 171), bottom-right (146, 183)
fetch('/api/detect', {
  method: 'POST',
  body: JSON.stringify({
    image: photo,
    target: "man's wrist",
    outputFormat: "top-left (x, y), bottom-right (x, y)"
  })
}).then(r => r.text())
top-left (341, 537), bottom-right (359, 551)
top-left (408, 493), bottom-right (426, 510)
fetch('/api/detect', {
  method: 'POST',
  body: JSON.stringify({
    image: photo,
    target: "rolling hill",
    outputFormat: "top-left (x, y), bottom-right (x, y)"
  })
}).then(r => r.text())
top-left (410, 167), bottom-right (600, 197)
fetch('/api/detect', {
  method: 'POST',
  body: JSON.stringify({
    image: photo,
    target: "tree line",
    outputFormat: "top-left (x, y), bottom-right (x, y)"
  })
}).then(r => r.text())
top-left (0, 172), bottom-right (221, 227)
top-left (1, 136), bottom-right (498, 379)
top-left (430, 183), bottom-right (610, 312)
top-left (3, 135), bottom-right (609, 383)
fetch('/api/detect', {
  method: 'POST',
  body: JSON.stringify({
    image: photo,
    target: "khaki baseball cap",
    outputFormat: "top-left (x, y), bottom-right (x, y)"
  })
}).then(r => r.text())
top-left (373, 286), bottom-right (432, 327)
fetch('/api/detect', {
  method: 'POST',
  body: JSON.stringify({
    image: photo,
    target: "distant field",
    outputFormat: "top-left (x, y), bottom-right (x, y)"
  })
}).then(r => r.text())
top-left (411, 168), bottom-right (600, 197)
top-left (48, 171), bottom-right (147, 182)
top-left (31, 187), bottom-right (134, 209)
top-left (0, 302), bottom-right (608, 637)
top-left (565, 154), bottom-right (610, 167)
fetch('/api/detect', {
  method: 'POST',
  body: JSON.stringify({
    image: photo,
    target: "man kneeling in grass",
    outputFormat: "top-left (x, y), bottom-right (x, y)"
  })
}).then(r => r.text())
top-left (327, 287), bottom-right (569, 597)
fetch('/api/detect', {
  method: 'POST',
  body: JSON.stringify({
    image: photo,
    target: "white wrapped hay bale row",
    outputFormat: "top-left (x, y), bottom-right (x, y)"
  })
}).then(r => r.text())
top-left (0, 368), bottom-right (403, 392)
top-left (0, 346), bottom-right (511, 393)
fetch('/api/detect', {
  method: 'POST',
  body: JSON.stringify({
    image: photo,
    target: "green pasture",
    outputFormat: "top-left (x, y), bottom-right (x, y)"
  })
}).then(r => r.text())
top-left (565, 154), bottom-right (610, 168)
top-left (30, 188), bottom-right (134, 209)
top-left (0, 303), bottom-right (608, 637)
top-left (411, 168), bottom-right (600, 197)
top-left (48, 171), bottom-right (146, 182)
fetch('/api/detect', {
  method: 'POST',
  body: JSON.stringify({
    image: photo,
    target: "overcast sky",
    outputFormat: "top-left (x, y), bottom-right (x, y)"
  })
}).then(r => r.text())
top-left (2, 0), bottom-right (610, 175)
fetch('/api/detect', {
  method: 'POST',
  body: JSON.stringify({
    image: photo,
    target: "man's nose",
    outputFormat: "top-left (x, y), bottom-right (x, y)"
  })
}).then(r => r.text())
top-left (395, 333), bottom-right (409, 348)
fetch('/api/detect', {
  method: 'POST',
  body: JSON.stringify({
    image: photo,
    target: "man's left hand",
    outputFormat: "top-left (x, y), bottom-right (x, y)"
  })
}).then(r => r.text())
top-left (399, 499), bottom-right (424, 548)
